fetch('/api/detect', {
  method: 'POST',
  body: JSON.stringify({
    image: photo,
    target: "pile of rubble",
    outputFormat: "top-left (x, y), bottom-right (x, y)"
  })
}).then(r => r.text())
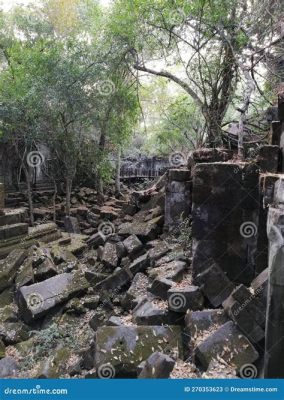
top-left (0, 163), bottom-right (270, 379)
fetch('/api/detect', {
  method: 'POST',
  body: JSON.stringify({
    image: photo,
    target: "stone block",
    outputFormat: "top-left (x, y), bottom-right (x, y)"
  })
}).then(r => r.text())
top-left (17, 271), bottom-right (89, 322)
top-left (0, 249), bottom-right (27, 293)
top-left (138, 352), bottom-right (175, 378)
top-left (95, 325), bottom-right (182, 377)
top-left (195, 321), bottom-right (259, 370)
top-left (167, 286), bottom-right (204, 312)
top-left (195, 263), bottom-right (234, 307)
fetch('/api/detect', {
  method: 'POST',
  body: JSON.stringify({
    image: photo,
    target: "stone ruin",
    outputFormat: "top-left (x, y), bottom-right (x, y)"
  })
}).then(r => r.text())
top-left (0, 100), bottom-right (284, 378)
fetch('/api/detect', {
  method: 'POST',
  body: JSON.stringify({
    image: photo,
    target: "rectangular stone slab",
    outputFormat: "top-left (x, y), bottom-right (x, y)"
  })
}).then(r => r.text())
top-left (0, 223), bottom-right (28, 241)
top-left (17, 272), bottom-right (89, 323)
top-left (95, 325), bottom-right (182, 377)
top-left (0, 249), bottom-right (27, 293)
top-left (194, 321), bottom-right (259, 370)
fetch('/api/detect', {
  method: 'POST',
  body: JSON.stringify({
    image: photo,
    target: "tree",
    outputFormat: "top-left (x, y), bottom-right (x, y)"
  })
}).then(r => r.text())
top-left (109, 0), bottom-right (284, 147)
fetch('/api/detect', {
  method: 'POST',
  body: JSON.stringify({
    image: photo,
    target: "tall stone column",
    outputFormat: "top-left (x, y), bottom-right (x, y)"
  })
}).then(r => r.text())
top-left (264, 178), bottom-right (284, 377)
top-left (164, 169), bottom-right (191, 232)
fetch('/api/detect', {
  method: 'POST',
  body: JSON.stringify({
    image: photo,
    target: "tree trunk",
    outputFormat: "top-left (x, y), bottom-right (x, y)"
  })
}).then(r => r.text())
top-left (52, 179), bottom-right (57, 222)
top-left (65, 177), bottom-right (72, 216)
top-left (238, 68), bottom-right (255, 160)
top-left (23, 165), bottom-right (34, 226)
top-left (115, 146), bottom-right (121, 197)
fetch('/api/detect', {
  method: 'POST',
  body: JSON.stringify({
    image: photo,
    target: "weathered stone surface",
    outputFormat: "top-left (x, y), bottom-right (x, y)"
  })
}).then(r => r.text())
top-left (195, 263), bottom-right (234, 307)
top-left (118, 216), bottom-right (164, 242)
top-left (95, 325), bottom-right (182, 377)
top-left (138, 352), bottom-right (175, 378)
top-left (122, 273), bottom-right (149, 309)
top-left (194, 321), bottom-right (259, 369)
top-left (0, 249), bottom-right (27, 293)
top-left (168, 169), bottom-right (191, 182)
top-left (0, 322), bottom-right (29, 344)
top-left (185, 309), bottom-right (228, 338)
top-left (17, 272), bottom-right (89, 322)
top-left (148, 260), bottom-right (186, 282)
top-left (35, 347), bottom-right (72, 378)
top-left (256, 145), bottom-right (280, 173)
top-left (192, 162), bottom-right (259, 284)
top-left (192, 148), bottom-right (233, 164)
top-left (95, 253), bottom-right (149, 291)
top-left (164, 174), bottom-right (191, 231)
top-left (107, 316), bottom-right (124, 326)
top-left (15, 257), bottom-right (34, 288)
top-left (0, 338), bottom-right (5, 358)
top-left (167, 286), bottom-right (204, 313)
top-left (133, 298), bottom-right (182, 326)
top-left (123, 235), bottom-right (143, 257)
top-left (0, 223), bottom-right (28, 240)
top-left (229, 284), bottom-right (266, 328)
top-left (102, 242), bottom-right (119, 269)
top-left (251, 268), bottom-right (268, 308)
top-left (148, 277), bottom-right (174, 300)
top-left (0, 357), bottom-right (18, 377)
top-left (86, 232), bottom-right (106, 248)
top-left (223, 295), bottom-right (265, 343)
top-left (64, 216), bottom-right (81, 234)
top-left (0, 209), bottom-right (26, 227)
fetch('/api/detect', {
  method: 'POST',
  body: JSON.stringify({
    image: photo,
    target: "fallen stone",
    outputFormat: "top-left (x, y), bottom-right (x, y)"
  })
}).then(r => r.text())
top-left (107, 316), bottom-right (124, 326)
top-left (0, 338), bottom-right (5, 358)
top-left (95, 253), bottom-right (149, 291)
top-left (64, 216), bottom-right (81, 234)
top-left (222, 295), bottom-right (265, 343)
top-left (123, 235), bottom-right (143, 257)
top-left (0, 223), bottom-right (28, 240)
top-left (167, 286), bottom-right (204, 313)
top-left (185, 309), bottom-right (228, 339)
top-left (86, 232), bottom-right (106, 249)
top-left (194, 321), bottom-right (259, 370)
top-left (195, 263), bottom-right (234, 307)
top-left (133, 298), bottom-right (182, 326)
top-left (0, 357), bottom-right (18, 377)
top-left (15, 257), bottom-right (34, 288)
top-left (0, 322), bottom-right (29, 344)
top-left (118, 216), bottom-right (164, 242)
top-left (17, 271), bottom-right (89, 323)
top-left (148, 260), bottom-right (186, 282)
top-left (122, 273), bottom-right (149, 309)
top-left (138, 352), bottom-right (175, 378)
top-left (0, 249), bottom-right (27, 293)
top-left (229, 284), bottom-right (266, 328)
top-left (148, 277), bottom-right (174, 300)
top-left (95, 325), bottom-right (182, 377)
top-left (102, 242), bottom-right (119, 269)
